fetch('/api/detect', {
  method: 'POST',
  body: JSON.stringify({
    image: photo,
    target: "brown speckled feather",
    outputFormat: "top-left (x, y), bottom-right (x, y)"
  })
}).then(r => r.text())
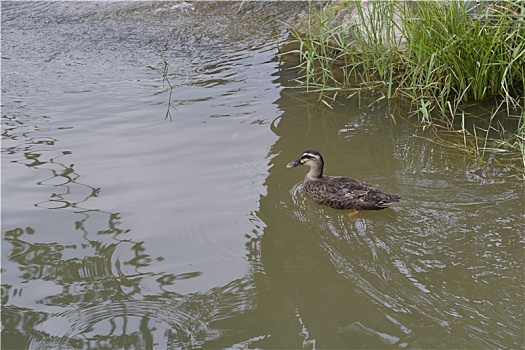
top-left (304, 176), bottom-right (400, 210)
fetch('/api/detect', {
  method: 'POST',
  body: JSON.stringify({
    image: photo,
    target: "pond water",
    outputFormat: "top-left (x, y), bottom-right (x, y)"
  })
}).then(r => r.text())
top-left (2, 2), bottom-right (523, 349)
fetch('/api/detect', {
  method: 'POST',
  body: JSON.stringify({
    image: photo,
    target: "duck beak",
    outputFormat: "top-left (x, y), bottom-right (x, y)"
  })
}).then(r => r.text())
top-left (286, 159), bottom-right (302, 168)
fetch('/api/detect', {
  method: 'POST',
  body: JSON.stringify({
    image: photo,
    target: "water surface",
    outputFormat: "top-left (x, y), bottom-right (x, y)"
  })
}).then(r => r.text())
top-left (2, 2), bottom-right (523, 349)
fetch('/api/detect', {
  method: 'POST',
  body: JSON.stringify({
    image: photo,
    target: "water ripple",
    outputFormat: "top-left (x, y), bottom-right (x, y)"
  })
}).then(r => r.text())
top-left (26, 277), bottom-right (257, 349)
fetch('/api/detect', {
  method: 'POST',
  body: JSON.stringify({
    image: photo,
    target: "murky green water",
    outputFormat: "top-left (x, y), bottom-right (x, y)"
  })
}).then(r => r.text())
top-left (2, 2), bottom-right (523, 349)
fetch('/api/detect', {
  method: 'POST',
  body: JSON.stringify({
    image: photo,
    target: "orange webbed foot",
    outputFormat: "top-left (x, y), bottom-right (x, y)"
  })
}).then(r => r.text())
top-left (347, 210), bottom-right (360, 222)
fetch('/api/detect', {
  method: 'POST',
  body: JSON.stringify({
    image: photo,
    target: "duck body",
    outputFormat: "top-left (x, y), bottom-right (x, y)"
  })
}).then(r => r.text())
top-left (287, 149), bottom-right (400, 211)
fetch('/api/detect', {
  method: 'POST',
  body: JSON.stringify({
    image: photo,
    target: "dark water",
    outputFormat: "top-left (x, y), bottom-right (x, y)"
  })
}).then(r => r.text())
top-left (2, 2), bottom-right (523, 349)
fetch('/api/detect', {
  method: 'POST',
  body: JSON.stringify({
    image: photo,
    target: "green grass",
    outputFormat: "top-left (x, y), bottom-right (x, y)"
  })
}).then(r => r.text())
top-left (280, 0), bottom-right (525, 175)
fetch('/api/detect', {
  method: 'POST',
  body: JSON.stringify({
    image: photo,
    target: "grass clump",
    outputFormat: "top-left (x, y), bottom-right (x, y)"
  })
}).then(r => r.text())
top-left (281, 0), bottom-right (525, 174)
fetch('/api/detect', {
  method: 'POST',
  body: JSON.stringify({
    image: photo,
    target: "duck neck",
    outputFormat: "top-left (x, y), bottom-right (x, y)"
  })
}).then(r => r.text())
top-left (306, 162), bottom-right (323, 180)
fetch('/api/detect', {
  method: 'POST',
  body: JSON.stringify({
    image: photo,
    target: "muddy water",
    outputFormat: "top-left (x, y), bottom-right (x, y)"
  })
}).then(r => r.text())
top-left (2, 2), bottom-right (523, 349)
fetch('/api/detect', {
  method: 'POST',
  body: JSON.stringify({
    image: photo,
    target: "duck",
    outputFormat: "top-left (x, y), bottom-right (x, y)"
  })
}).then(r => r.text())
top-left (286, 149), bottom-right (400, 218)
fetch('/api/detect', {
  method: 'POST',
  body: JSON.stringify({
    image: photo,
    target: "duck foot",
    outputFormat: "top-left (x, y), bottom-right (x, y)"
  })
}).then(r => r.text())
top-left (347, 210), bottom-right (360, 222)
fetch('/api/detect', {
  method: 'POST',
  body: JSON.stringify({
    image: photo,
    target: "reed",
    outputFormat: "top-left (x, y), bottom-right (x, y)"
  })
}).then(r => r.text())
top-left (281, 0), bottom-right (525, 174)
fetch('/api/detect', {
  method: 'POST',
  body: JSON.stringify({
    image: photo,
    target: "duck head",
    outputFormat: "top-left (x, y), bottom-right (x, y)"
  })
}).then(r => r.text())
top-left (286, 149), bottom-right (324, 178)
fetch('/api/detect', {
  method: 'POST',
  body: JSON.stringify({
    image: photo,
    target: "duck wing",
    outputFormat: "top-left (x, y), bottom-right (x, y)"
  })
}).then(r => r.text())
top-left (324, 176), bottom-right (375, 196)
top-left (306, 176), bottom-right (400, 210)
